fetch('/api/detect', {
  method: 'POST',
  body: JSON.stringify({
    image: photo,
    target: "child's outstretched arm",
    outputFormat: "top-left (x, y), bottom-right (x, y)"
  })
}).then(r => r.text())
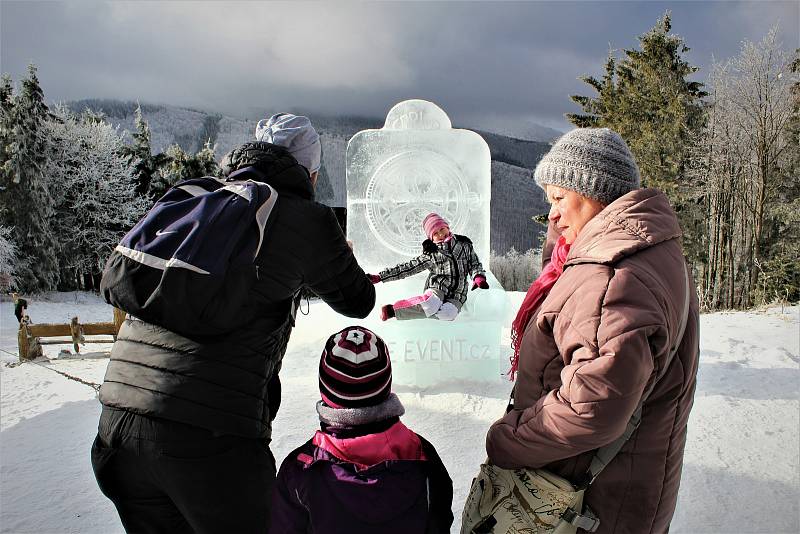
top-left (376, 253), bottom-right (434, 283)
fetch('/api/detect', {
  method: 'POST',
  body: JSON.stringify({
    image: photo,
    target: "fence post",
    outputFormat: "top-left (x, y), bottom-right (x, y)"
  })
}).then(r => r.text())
top-left (70, 316), bottom-right (83, 353)
top-left (17, 321), bottom-right (29, 361)
top-left (112, 308), bottom-right (126, 338)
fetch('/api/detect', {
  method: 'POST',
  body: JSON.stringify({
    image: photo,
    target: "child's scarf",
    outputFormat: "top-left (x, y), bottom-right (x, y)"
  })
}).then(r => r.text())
top-left (508, 236), bottom-right (571, 380)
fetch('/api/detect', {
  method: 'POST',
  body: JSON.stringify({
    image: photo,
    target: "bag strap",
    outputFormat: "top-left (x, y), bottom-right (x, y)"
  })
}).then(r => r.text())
top-left (576, 261), bottom-right (692, 489)
top-left (562, 506), bottom-right (601, 532)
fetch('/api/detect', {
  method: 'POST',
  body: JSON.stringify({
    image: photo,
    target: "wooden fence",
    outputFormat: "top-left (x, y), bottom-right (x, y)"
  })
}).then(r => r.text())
top-left (17, 308), bottom-right (126, 361)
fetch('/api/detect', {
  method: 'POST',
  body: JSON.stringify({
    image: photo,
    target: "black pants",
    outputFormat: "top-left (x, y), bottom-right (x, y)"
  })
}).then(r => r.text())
top-left (91, 407), bottom-right (276, 534)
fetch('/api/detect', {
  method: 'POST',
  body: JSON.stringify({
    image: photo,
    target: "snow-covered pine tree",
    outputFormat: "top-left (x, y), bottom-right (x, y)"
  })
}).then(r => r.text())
top-left (0, 65), bottom-right (60, 291)
top-left (121, 104), bottom-right (169, 197)
top-left (9, 66), bottom-right (51, 185)
top-left (194, 139), bottom-right (219, 176)
top-left (0, 225), bottom-right (18, 290)
top-left (0, 75), bottom-right (16, 281)
top-left (567, 13), bottom-right (706, 193)
top-left (149, 140), bottom-right (220, 201)
top-left (46, 106), bottom-right (147, 289)
top-left (0, 75), bottom-right (14, 184)
top-left (81, 107), bottom-right (107, 125)
top-left (566, 12), bottom-right (707, 276)
top-left (148, 143), bottom-right (186, 201)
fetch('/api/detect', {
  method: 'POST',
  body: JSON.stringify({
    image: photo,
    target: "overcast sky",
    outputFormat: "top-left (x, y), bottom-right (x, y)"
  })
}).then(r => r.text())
top-left (2, 1), bottom-right (797, 130)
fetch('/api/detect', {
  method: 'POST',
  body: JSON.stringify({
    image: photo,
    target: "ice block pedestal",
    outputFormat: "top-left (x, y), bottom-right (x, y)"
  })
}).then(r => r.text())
top-left (346, 99), bottom-right (510, 387)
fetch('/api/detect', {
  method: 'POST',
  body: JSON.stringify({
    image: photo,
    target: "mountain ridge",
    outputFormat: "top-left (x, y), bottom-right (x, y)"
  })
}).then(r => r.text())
top-left (67, 99), bottom-right (552, 254)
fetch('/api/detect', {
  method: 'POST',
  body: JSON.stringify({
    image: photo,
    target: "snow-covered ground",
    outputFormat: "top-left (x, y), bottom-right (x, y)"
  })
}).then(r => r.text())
top-left (1, 292), bottom-right (798, 534)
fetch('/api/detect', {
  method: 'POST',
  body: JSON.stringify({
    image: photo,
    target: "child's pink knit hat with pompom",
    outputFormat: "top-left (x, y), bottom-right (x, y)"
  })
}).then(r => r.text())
top-left (422, 213), bottom-right (449, 240)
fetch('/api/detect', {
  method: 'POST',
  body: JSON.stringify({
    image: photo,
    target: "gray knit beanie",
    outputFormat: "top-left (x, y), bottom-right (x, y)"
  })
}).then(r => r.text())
top-left (534, 128), bottom-right (640, 205)
top-left (255, 113), bottom-right (321, 173)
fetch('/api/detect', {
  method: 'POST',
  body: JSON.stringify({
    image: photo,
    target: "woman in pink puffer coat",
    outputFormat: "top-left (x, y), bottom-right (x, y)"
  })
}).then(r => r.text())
top-left (486, 128), bottom-right (700, 534)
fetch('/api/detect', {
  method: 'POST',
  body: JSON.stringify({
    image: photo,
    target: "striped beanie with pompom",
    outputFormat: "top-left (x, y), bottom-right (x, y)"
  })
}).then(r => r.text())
top-left (422, 213), bottom-right (449, 240)
top-left (319, 326), bottom-right (392, 409)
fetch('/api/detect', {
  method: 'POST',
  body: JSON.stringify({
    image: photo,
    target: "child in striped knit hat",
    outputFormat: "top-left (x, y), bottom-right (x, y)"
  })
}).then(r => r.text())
top-left (367, 212), bottom-right (489, 322)
top-left (269, 326), bottom-right (453, 534)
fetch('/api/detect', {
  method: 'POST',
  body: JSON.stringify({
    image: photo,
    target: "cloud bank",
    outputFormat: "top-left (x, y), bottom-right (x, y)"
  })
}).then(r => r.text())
top-left (2, 1), bottom-right (797, 129)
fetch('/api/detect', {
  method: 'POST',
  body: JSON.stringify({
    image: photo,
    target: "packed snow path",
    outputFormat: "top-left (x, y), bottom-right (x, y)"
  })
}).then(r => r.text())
top-left (1, 292), bottom-right (798, 533)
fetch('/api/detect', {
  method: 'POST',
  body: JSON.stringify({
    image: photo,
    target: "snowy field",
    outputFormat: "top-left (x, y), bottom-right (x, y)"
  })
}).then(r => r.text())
top-left (1, 292), bottom-right (798, 534)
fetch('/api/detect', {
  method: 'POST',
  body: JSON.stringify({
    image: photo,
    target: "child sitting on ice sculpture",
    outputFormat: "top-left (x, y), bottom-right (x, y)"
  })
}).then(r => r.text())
top-left (269, 326), bottom-right (453, 533)
top-left (367, 213), bottom-right (488, 321)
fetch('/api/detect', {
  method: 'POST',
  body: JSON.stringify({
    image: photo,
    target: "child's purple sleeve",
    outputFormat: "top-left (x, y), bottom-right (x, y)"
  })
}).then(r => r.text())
top-left (269, 456), bottom-right (311, 534)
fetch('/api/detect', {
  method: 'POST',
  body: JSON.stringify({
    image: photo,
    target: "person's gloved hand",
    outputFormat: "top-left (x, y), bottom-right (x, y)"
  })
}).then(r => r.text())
top-left (471, 275), bottom-right (489, 290)
top-left (367, 274), bottom-right (382, 284)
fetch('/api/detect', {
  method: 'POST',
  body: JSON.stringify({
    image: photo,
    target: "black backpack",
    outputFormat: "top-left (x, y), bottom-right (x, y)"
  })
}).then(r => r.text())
top-left (100, 166), bottom-right (278, 337)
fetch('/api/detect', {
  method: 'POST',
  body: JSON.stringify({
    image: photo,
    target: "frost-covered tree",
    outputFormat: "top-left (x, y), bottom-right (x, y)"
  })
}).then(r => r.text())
top-left (0, 225), bottom-right (18, 290)
top-left (194, 139), bottom-right (219, 176)
top-left (755, 45), bottom-right (799, 304)
top-left (688, 29), bottom-right (797, 308)
top-left (81, 107), bottom-right (107, 125)
top-left (46, 107), bottom-right (147, 289)
top-left (8, 65), bottom-right (52, 186)
top-left (149, 140), bottom-right (219, 200)
top-left (490, 247), bottom-right (542, 292)
top-left (0, 65), bottom-right (60, 291)
top-left (0, 74), bottom-right (14, 183)
top-left (0, 76), bottom-right (17, 292)
top-left (121, 104), bottom-right (169, 196)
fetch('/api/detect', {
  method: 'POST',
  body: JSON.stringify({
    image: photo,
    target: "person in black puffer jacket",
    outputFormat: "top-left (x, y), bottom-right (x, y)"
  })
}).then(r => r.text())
top-left (91, 114), bottom-right (375, 534)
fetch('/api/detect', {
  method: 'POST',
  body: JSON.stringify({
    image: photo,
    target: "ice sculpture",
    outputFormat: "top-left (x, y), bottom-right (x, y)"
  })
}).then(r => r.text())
top-left (346, 99), bottom-right (510, 387)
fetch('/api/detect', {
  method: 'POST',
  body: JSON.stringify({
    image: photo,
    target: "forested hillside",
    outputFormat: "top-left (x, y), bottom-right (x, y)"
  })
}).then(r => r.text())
top-left (67, 100), bottom-right (552, 254)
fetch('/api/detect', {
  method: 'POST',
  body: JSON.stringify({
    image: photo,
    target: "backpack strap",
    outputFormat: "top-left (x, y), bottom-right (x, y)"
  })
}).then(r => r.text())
top-left (576, 261), bottom-right (692, 489)
top-left (218, 166), bottom-right (278, 260)
top-left (227, 165), bottom-right (267, 183)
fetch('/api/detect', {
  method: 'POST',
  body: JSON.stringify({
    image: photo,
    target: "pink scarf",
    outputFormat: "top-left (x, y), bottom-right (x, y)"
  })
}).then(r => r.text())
top-left (312, 421), bottom-right (425, 470)
top-left (508, 236), bottom-right (571, 380)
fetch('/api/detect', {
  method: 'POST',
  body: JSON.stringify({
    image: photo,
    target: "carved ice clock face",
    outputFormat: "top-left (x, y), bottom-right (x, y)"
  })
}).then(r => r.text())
top-left (347, 99), bottom-right (491, 270)
top-left (365, 149), bottom-right (477, 256)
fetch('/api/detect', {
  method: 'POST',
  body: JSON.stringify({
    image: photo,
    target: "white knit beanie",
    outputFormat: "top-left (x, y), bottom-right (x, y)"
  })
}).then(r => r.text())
top-left (255, 113), bottom-right (321, 173)
top-left (534, 128), bottom-right (640, 205)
